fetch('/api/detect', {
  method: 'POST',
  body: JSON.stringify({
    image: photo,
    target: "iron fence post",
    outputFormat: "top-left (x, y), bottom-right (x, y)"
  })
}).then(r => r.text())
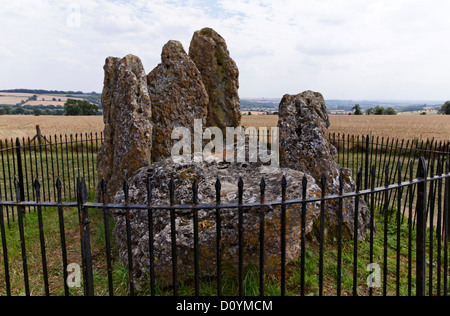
top-left (365, 135), bottom-right (370, 190)
top-left (416, 157), bottom-right (427, 296)
top-left (15, 138), bottom-right (25, 204)
top-left (77, 178), bottom-right (94, 296)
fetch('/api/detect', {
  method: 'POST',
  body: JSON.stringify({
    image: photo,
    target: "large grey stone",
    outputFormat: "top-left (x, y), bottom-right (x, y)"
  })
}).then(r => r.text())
top-left (97, 54), bottom-right (152, 201)
top-left (189, 27), bottom-right (241, 132)
top-left (112, 158), bottom-right (322, 287)
top-left (278, 90), bottom-right (372, 240)
top-left (148, 40), bottom-right (209, 163)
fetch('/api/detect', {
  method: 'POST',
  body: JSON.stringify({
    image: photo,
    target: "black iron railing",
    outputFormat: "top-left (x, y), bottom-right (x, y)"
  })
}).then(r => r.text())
top-left (0, 134), bottom-right (449, 296)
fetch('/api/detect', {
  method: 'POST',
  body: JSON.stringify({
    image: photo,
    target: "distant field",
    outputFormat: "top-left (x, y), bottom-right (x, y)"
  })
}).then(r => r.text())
top-left (242, 114), bottom-right (450, 142)
top-left (0, 92), bottom-right (83, 107)
top-left (0, 92), bottom-right (34, 105)
top-left (0, 114), bottom-right (449, 142)
top-left (0, 115), bottom-right (104, 140)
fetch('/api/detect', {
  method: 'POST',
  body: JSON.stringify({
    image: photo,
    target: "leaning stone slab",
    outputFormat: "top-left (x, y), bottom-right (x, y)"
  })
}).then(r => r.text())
top-left (97, 54), bottom-right (152, 200)
top-left (147, 40), bottom-right (209, 163)
top-left (189, 27), bottom-right (241, 132)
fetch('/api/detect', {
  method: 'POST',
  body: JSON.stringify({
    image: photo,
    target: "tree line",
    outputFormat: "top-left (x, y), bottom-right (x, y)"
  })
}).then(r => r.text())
top-left (438, 101), bottom-right (450, 114)
top-left (351, 101), bottom-right (450, 115)
top-left (0, 99), bottom-right (100, 116)
top-left (352, 104), bottom-right (397, 115)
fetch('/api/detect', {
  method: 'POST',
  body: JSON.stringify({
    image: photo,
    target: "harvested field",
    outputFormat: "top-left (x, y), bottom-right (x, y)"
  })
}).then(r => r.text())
top-left (327, 115), bottom-right (450, 142)
top-left (241, 114), bottom-right (450, 142)
top-left (0, 93), bottom-right (34, 105)
top-left (0, 114), bottom-right (448, 142)
top-left (0, 115), bottom-right (104, 140)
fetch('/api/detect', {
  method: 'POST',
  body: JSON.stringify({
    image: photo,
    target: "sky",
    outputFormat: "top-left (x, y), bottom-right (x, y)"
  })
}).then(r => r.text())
top-left (0, 0), bottom-right (449, 100)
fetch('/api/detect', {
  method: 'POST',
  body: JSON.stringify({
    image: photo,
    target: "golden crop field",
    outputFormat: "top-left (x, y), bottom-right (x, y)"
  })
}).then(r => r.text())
top-left (242, 114), bottom-right (450, 142)
top-left (0, 114), bottom-right (448, 142)
top-left (0, 115), bottom-right (105, 140)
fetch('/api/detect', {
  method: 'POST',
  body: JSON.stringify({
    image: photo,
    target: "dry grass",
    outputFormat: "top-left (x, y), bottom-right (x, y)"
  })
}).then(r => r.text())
top-left (242, 114), bottom-right (450, 142)
top-left (0, 114), bottom-right (449, 142)
top-left (0, 115), bottom-right (104, 140)
top-left (328, 115), bottom-right (450, 142)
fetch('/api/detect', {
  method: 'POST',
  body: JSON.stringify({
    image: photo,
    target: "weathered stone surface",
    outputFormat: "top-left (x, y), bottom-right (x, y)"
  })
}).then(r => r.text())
top-left (97, 54), bottom-right (152, 200)
top-left (278, 90), bottom-right (371, 240)
top-left (148, 40), bottom-right (209, 163)
top-left (189, 27), bottom-right (241, 131)
top-left (112, 158), bottom-right (322, 287)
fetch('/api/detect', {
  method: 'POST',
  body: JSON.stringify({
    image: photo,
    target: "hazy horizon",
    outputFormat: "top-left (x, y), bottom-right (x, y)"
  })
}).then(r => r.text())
top-left (0, 88), bottom-right (446, 104)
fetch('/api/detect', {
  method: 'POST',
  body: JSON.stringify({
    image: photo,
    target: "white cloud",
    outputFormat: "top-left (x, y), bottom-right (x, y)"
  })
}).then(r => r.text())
top-left (0, 0), bottom-right (449, 100)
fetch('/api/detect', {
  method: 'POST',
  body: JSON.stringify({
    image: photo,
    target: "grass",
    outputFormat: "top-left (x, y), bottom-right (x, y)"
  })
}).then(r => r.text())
top-left (0, 138), bottom-right (449, 296)
top-left (1, 197), bottom-right (448, 296)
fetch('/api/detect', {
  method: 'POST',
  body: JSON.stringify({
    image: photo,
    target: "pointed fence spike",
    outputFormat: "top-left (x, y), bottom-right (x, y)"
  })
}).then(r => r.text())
top-left (417, 157), bottom-right (427, 179)
top-left (302, 175), bottom-right (308, 188)
top-left (146, 178), bottom-right (152, 203)
top-left (281, 175), bottom-right (287, 188)
top-left (169, 179), bottom-right (175, 205)
top-left (81, 178), bottom-right (88, 204)
top-left (215, 178), bottom-right (221, 204)
top-left (356, 168), bottom-right (362, 192)
top-left (34, 178), bottom-right (41, 202)
top-left (215, 178), bottom-right (221, 192)
top-left (123, 179), bottom-right (130, 202)
top-left (56, 177), bottom-right (62, 188)
top-left (238, 177), bottom-right (244, 204)
top-left (260, 177), bottom-right (266, 195)
top-left (320, 174), bottom-right (327, 192)
top-left (397, 161), bottom-right (402, 183)
top-left (371, 165), bottom-right (376, 189)
top-left (192, 179), bottom-right (199, 205)
top-left (238, 177), bottom-right (244, 189)
top-left (101, 178), bottom-right (107, 194)
top-left (385, 165), bottom-right (390, 187)
top-left (409, 161), bottom-right (414, 182)
top-left (339, 170), bottom-right (344, 194)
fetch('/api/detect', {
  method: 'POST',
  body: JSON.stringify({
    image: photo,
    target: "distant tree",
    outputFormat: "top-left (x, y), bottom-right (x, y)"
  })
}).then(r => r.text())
top-left (248, 111), bottom-right (252, 115)
top-left (52, 97), bottom-right (57, 102)
top-left (2, 105), bottom-right (11, 114)
top-left (33, 108), bottom-right (42, 116)
top-left (31, 95), bottom-right (37, 101)
top-left (365, 108), bottom-right (374, 115)
top-left (374, 105), bottom-right (386, 115)
top-left (385, 107), bottom-right (397, 115)
top-left (352, 104), bottom-right (363, 115)
top-left (64, 99), bottom-right (99, 116)
top-left (438, 101), bottom-right (450, 115)
top-left (14, 107), bottom-right (25, 115)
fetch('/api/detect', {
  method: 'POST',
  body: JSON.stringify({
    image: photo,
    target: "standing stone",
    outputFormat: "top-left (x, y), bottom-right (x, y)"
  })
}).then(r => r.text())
top-left (189, 27), bottom-right (241, 131)
top-left (278, 91), bottom-right (335, 181)
top-left (97, 54), bottom-right (152, 200)
top-left (278, 90), bottom-right (371, 240)
top-left (148, 40), bottom-right (209, 163)
top-left (112, 157), bottom-right (322, 287)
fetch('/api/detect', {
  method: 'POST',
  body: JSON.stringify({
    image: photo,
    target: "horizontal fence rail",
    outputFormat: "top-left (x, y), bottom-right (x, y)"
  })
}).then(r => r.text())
top-left (0, 133), bottom-right (449, 296)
